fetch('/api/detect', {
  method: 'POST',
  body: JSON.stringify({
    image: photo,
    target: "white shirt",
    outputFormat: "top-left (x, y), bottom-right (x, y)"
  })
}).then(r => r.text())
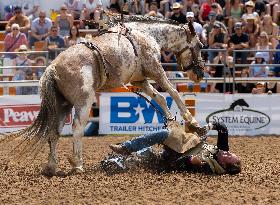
top-left (82, 0), bottom-right (102, 10)
top-left (193, 22), bottom-right (203, 35)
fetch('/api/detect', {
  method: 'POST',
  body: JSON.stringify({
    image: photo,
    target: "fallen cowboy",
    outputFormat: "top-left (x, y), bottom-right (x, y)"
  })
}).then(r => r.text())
top-left (101, 122), bottom-right (241, 175)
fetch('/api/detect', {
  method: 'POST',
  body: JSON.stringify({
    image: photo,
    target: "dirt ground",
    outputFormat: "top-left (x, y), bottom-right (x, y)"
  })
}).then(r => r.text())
top-left (0, 135), bottom-right (280, 205)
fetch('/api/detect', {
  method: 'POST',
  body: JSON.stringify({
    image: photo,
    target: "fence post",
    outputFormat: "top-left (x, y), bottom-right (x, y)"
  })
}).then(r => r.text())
top-left (232, 50), bottom-right (236, 93)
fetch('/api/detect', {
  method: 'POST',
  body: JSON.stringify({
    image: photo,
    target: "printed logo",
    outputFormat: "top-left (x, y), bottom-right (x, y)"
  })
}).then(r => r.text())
top-left (110, 96), bottom-right (173, 123)
top-left (0, 104), bottom-right (72, 128)
top-left (206, 99), bottom-right (270, 131)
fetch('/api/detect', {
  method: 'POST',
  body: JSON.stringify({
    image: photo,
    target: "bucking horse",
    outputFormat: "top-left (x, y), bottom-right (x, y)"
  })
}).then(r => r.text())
top-left (0, 16), bottom-right (205, 176)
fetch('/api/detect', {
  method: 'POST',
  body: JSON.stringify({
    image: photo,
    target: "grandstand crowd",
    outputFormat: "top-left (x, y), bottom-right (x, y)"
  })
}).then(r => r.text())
top-left (0, 0), bottom-right (280, 95)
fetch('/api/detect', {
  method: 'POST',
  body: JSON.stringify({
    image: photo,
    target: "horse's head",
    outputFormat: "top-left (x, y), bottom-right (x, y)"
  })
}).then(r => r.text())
top-left (175, 22), bottom-right (205, 83)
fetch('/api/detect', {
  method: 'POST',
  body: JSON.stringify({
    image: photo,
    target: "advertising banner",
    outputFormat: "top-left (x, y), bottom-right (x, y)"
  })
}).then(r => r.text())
top-left (99, 92), bottom-right (191, 134)
top-left (0, 95), bottom-right (73, 135)
top-left (195, 94), bottom-right (279, 136)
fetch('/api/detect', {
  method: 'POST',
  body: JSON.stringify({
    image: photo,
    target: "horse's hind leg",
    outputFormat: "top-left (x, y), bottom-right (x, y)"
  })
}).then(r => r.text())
top-left (132, 80), bottom-right (173, 120)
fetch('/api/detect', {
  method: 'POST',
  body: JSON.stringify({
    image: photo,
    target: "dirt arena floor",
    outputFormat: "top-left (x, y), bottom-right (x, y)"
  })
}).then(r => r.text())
top-left (0, 135), bottom-right (280, 205)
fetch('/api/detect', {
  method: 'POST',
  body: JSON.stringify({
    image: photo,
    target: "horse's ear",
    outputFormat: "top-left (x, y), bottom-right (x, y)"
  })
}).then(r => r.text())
top-left (188, 21), bottom-right (196, 37)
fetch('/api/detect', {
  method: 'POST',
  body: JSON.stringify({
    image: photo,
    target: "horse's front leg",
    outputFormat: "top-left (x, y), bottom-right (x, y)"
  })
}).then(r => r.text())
top-left (155, 75), bottom-right (200, 130)
top-left (132, 79), bottom-right (173, 120)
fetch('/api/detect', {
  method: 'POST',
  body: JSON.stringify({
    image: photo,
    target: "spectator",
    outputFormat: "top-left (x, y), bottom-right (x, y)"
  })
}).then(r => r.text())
top-left (145, 0), bottom-right (161, 14)
top-left (64, 25), bottom-right (82, 47)
top-left (226, 0), bottom-right (244, 35)
top-left (21, 69), bottom-right (38, 95)
top-left (202, 11), bottom-right (227, 47)
top-left (252, 71), bottom-right (280, 94)
top-left (169, 3), bottom-right (187, 24)
top-left (186, 12), bottom-right (206, 43)
top-left (273, 39), bottom-right (280, 77)
top-left (4, 5), bottom-right (14, 21)
top-left (210, 2), bottom-right (224, 21)
top-left (266, 0), bottom-right (279, 23)
top-left (242, 14), bottom-right (259, 48)
top-left (4, 23), bottom-right (28, 59)
top-left (236, 69), bottom-right (255, 93)
top-left (161, 51), bottom-right (176, 71)
top-left (211, 55), bottom-right (234, 93)
top-left (198, 0), bottom-right (215, 24)
top-left (108, 0), bottom-right (121, 13)
top-left (255, 31), bottom-right (273, 63)
top-left (145, 2), bottom-right (164, 18)
top-left (5, 6), bottom-right (30, 35)
top-left (182, 0), bottom-right (196, 13)
top-left (12, 44), bottom-right (33, 95)
top-left (242, 1), bottom-right (260, 23)
top-left (29, 11), bottom-right (52, 47)
top-left (208, 22), bottom-right (228, 63)
top-left (33, 56), bottom-right (47, 79)
top-left (249, 52), bottom-right (269, 77)
top-left (80, 0), bottom-right (103, 23)
top-left (228, 22), bottom-right (249, 65)
top-left (254, 0), bottom-right (266, 19)
top-left (259, 14), bottom-right (279, 49)
top-left (54, 5), bottom-right (74, 37)
top-left (44, 26), bottom-right (65, 60)
top-left (65, 0), bottom-right (83, 20)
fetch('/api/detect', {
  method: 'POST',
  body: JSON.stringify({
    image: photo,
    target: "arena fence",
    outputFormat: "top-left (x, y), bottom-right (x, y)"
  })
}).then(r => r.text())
top-left (0, 49), bottom-right (279, 95)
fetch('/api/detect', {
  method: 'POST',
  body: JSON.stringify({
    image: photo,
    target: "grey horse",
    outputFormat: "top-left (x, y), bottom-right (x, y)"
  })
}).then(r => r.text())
top-left (0, 17), bottom-right (205, 176)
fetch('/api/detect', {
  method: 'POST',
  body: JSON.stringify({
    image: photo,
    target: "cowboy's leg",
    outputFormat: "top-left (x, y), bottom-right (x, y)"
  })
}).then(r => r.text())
top-left (212, 122), bottom-right (229, 151)
top-left (123, 130), bottom-right (170, 153)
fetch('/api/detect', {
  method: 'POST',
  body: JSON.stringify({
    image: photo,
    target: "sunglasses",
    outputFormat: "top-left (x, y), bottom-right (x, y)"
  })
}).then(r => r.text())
top-left (15, 11), bottom-right (21, 14)
top-left (12, 28), bottom-right (19, 30)
top-left (39, 16), bottom-right (45, 18)
top-left (52, 30), bottom-right (58, 32)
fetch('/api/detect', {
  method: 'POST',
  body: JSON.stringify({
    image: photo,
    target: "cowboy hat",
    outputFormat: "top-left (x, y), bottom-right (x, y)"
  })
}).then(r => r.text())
top-left (15, 44), bottom-right (31, 52)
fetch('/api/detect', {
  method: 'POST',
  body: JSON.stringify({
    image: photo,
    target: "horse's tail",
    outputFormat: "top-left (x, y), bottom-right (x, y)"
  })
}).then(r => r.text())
top-left (0, 65), bottom-right (61, 163)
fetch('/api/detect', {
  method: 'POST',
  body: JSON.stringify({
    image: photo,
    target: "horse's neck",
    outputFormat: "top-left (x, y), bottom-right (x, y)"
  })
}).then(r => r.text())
top-left (126, 22), bottom-right (187, 52)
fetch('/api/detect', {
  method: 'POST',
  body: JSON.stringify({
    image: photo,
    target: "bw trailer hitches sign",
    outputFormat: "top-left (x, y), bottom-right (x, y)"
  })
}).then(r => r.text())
top-left (195, 94), bottom-right (276, 136)
top-left (98, 92), bottom-right (194, 134)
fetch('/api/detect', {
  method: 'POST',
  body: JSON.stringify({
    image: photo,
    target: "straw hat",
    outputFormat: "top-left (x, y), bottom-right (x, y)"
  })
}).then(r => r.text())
top-left (15, 44), bottom-right (30, 52)
top-left (172, 2), bottom-right (181, 9)
top-left (34, 56), bottom-right (47, 65)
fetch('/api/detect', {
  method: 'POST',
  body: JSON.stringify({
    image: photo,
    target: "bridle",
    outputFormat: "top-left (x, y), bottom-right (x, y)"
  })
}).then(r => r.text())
top-left (175, 25), bottom-right (205, 78)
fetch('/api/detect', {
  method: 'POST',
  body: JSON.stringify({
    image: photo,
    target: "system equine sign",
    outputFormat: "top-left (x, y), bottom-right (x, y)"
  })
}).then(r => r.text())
top-left (196, 94), bottom-right (278, 136)
top-left (206, 99), bottom-right (270, 131)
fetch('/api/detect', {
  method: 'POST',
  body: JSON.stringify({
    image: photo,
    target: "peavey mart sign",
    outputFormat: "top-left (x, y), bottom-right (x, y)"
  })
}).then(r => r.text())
top-left (196, 94), bottom-right (278, 136)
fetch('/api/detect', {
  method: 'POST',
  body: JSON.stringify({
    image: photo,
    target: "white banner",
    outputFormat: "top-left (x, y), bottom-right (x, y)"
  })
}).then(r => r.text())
top-left (0, 95), bottom-right (73, 135)
top-left (99, 92), bottom-right (190, 134)
top-left (196, 94), bottom-right (279, 136)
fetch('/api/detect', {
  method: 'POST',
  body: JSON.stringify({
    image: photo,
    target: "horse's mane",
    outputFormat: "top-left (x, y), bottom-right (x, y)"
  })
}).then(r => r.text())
top-left (111, 14), bottom-right (182, 26)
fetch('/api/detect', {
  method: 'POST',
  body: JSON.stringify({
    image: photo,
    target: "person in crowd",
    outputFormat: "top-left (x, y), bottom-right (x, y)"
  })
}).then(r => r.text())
top-left (54, 5), bottom-right (74, 37)
top-left (44, 25), bottom-right (65, 60)
top-left (8, 0), bottom-right (40, 20)
top-left (108, 0), bottom-right (121, 13)
top-left (228, 22), bottom-right (249, 65)
top-left (33, 56), bottom-right (47, 79)
top-left (210, 2), bottom-right (224, 21)
top-left (4, 5), bottom-right (14, 21)
top-left (226, 0), bottom-right (244, 35)
top-left (273, 39), bottom-right (280, 77)
top-left (29, 11), bottom-right (52, 47)
top-left (104, 122), bottom-right (241, 175)
top-left (182, 0), bottom-right (196, 14)
top-left (210, 55), bottom-right (235, 93)
top-left (252, 71), bottom-right (280, 94)
top-left (242, 14), bottom-right (259, 48)
top-left (202, 11), bottom-right (227, 47)
top-left (186, 12), bottom-right (206, 44)
top-left (249, 52), bottom-right (269, 77)
top-left (80, 0), bottom-right (103, 24)
top-left (12, 44), bottom-right (32, 95)
top-left (241, 1), bottom-right (260, 23)
top-left (64, 25), bottom-right (82, 47)
top-left (254, 0), bottom-right (266, 19)
top-left (4, 23), bottom-right (28, 60)
top-left (21, 69), bottom-right (38, 95)
top-left (145, 0), bottom-right (161, 14)
top-left (259, 15), bottom-right (279, 49)
top-left (144, 2), bottom-right (164, 18)
top-left (64, 0), bottom-right (83, 20)
top-left (169, 2), bottom-right (187, 24)
top-left (161, 51), bottom-right (177, 71)
top-left (5, 6), bottom-right (30, 35)
top-left (236, 69), bottom-right (255, 93)
top-left (255, 31), bottom-right (273, 63)
top-left (198, 0), bottom-right (216, 24)
top-left (265, 0), bottom-right (279, 23)
top-left (208, 22), bottom-right (228, 63)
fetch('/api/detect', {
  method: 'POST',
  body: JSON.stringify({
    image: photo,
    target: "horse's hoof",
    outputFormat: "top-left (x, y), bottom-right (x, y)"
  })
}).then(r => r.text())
top-left (41, 165), bottom-right (56, 177)
top-left (69, 167), bottom-right (84, 175)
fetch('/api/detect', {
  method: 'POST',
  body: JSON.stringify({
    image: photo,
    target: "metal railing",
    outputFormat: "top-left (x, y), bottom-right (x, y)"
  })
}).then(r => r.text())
top-left (0, 49), bottom-right (280, 95)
